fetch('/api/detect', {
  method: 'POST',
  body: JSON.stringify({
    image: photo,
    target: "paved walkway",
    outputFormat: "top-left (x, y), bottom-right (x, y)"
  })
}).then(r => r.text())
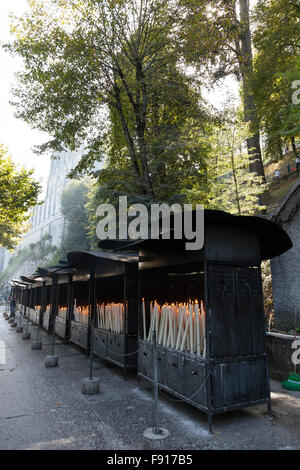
top-left (0, 314), bottom-right (299, 450)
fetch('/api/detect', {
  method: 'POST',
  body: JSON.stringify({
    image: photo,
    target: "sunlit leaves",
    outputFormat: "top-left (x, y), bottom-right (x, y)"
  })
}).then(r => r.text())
top-left (0, 144), bottom-right (41, 250)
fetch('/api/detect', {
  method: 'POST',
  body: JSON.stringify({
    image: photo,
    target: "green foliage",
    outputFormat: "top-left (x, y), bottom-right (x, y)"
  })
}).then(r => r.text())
top-left (0, 247), bottom-right (32, 284)
top-left (46, 179), bottom-right (91, 263)
top-left (5, 0), bottom-right (298, 225)
top-left (202, 108), bottom-right (268, 214)
top-left (61, 179), bottom-right (90, 252)
top-left (0, 234), bottom-right (57, 284)
top-left (261, 260), bottom-right (274, 329)
top-left (178, 0), bottom-right (266, 178)
top-left (253, 0), bottom-right (300, 160)
top-left (7, 0), bottom-right (213, 205)
top-left (0, 144), bottom-right (41, 249)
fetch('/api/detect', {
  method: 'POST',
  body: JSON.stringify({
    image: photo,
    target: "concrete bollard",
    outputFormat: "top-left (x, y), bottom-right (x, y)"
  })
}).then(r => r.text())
top-left (45, 355), bottom-right (58, 368)
top-left (16, 326), bottom-right (23, 333)
top-left (82, 378), bottom-right (100, 395)
top-left (31, 341), bottom-right (42, 350)
top-left (143, 428), bottom-right (170, 440)
top-left (22, 332), bottom-right (31, 340)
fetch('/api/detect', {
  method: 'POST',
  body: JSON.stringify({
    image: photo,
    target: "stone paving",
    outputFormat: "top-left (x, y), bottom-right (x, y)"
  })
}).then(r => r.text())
top-left (0, 313), bottom-right (300, 450)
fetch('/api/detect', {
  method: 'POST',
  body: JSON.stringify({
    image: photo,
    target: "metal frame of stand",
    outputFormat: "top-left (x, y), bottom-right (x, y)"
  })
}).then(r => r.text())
top-left (99, 209), bottom-right (292, 432)
top-left (67, 251), bottom-right (139, 377)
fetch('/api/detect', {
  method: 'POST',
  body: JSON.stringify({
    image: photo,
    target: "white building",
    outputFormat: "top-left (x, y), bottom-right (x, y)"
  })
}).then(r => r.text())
top-left (0, 147), bottom-right (84, 273)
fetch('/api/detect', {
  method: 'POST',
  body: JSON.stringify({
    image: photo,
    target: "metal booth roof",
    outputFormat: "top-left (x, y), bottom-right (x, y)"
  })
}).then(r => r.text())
top-left (67, 250), bottom-right (139, 278)
top-left (98, 209), bottom-right (292, 261)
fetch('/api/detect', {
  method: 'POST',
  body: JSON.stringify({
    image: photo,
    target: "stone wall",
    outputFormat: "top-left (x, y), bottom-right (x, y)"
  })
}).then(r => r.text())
top-left (270, 179), bottom-right (300, 331)
top-left (266, 332), bottom-right (300, 381)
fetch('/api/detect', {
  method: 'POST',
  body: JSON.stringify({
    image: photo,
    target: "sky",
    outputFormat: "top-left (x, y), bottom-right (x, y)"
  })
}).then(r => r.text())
top-left (0, 0), bottom-right (51, 199)
top-left (0, 0), bottom-right (246, 198)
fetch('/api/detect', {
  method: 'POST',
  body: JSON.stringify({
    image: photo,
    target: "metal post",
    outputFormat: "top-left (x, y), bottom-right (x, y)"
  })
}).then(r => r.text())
top-left (89, 271), bottom-right (95, 381)
top-left (51, 315), bottom-right (56, 356)
top-left (37, 282), bottom-right (45, 342)
top-left (45, 276), bottom-right (58, 366)
top-left (82, 270), bottom-right (99, 395)
top-left (152, 329), bottom-right (159, 435)
top-left (18, 301), bottom-right (22, 328)
top-left (26, 289), bottom-right (32, 333)
top-left (143, 329), bottom-right (169, 440)
top-left (22, 287), bottom-right (31, 340)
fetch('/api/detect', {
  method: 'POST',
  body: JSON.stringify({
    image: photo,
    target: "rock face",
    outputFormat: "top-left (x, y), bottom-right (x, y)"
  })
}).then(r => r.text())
top-left (270, 178), bottom-right (300, 331)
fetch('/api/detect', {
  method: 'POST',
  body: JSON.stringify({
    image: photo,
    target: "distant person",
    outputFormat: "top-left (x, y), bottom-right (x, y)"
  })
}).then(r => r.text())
top-left (275, 169), bottom-right (280, 182)
top-left (285, 145), bottom-right (289, 154)
top-left (296, 157), bottom-right (300, 175)
top-left (9, 298), bottom-right (16, 319)
top-left (287, 163), bottom-right (291, 174)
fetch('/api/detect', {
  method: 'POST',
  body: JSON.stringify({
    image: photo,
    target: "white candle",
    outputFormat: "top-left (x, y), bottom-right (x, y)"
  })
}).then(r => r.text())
top-left (176, 305), bottom-right (184, 350)
top-left (142, 299), bottom-right (146, 340)
top-left (195, 301), bottom-right (200, 356)
top-left (147, 302), bottom-right (154, 341)
top-left (200, 301), bottom-right (206, 357)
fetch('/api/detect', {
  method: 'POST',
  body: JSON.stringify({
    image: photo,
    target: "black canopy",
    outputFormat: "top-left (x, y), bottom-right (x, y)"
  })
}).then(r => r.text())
top-left (98, 209), bottom-right (292, 261)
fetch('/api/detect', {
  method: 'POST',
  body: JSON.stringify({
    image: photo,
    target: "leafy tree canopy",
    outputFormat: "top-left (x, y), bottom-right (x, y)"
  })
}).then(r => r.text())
top-left (253, 0), bottom-right (300, 160)
top-left (0, 144), bottom-right (41, 250)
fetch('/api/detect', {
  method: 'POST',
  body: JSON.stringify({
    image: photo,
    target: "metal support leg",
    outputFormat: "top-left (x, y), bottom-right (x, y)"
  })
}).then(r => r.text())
top-left (267, 399), bottom-right (273, 418)
top-left (153, 330), bottom-right (159, 435)
top-left (208, 412), bottom-right (213, 434)
top-left (45, 316), bottom-right (58, 367)
top-left (143, 330), bottom-right (169, 441)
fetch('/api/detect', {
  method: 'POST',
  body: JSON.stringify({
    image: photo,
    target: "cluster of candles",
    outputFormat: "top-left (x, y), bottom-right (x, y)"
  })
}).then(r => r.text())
top-left (73, 303), bottom-right (89, 325)
top-left (72, 300), bottom-right (125, 333)
top-left (142, 299), bottom-right (206, 357)
top-left (34, 306), bottom-right (41, 315)
top-left (58, 307), bottom-right (68, 319)
top-left (96, 303), bottom-right (125, 333)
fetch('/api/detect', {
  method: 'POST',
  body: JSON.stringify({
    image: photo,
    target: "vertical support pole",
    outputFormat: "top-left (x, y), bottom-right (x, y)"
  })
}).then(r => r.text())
top-left (25, 288), bottom-right (32, 334)
top-left (82, 269), bottom-right (99, 395)
top-left (204, 261), bottom-right (213, 434)
top-left (24, 287), bottom-right (28, 319)
top-left (257, 264), bottom-right (272, 417)
top-left (89, 270), bottom-right (96, 381)
top-left (18, 288), bottom-right (23, 329)
top-left (123, 263), bottom-right (139, 378)
top-left (123, 265), bottom-right (128, 379)
top-left (36, 281), bottom-right (46, 342)
top-left (206, 307), bottom-right (213, 434)
top-left (65, 274), bottom-right (73, 343)
top-left (152, 329), bottom-right (159, 435)
top-left (44, 275), bottom-right (59, 367)
top-left (49, 281), bottom-right (54, 335)
top-left (41, 280), bottom-right (47, 326)
top-left (51, 275), bottom-right (58, 355)
top-left (33, 285), bottom-right (37, 318)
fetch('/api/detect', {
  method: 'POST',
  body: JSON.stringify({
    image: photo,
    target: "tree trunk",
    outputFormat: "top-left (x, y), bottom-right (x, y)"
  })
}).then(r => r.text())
top-left (231, 150), bottom-right (241, 215)
top-left (136, 124), bottom-right (155, 200)
top-left (239, 0), bottom-right (266, 181)
top-left (135, 64), bottom-right (155, 201)
top-left (291, 136), bottom-right (299, 158)
top-left (113, 85), bottom-right (147, 195)
top-left (277, 138), bottom-right (284, 161)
